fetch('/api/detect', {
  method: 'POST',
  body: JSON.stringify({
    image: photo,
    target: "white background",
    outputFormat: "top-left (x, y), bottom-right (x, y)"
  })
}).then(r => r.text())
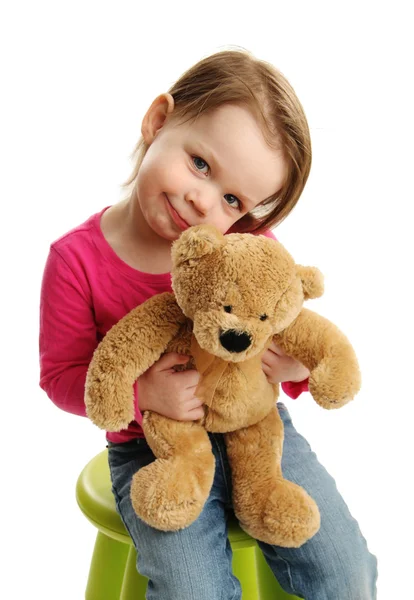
top-left (1, 1), bottom-right (413, 598)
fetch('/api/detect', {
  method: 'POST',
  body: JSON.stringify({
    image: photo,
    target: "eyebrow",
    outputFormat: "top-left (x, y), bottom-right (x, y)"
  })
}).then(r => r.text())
top-left (195, 142), bottom-right (256, 209)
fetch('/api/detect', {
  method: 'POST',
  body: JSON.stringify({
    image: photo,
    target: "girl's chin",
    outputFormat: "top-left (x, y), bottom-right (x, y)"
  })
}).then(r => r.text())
top-left (150, 219), bottom-right (183, 243)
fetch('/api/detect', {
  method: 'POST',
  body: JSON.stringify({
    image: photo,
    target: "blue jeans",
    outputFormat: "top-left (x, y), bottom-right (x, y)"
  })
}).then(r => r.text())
top-left (108, 403), bottom-right (377, 599)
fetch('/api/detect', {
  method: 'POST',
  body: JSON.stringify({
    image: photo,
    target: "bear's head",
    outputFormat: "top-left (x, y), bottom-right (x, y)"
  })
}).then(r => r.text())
top-left (171, 225), bottom-right (324, 363)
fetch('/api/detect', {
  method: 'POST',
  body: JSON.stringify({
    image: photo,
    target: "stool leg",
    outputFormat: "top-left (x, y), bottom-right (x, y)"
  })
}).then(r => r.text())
top-left (86, 532), bottom-right (129, 600)
top-left (232, 543), bottom-right (261, 600)
top-left (119, 545), bottom-right (149, 600)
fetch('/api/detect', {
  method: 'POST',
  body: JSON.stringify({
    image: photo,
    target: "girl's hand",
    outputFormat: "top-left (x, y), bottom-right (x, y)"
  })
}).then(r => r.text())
top-left (261, 341), bottom-right (310, 384)
top-left (137, 353), bottom-right (205, 421)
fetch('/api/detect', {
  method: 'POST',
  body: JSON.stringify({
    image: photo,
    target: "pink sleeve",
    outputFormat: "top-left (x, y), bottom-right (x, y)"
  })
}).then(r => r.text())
top-left (262, 229), bottom-right (277, 240)
top-left (39, 247), bottom-right (144, 424)
top-left (281, 379), bottom-right (309, 399)
top-left (39, 248), bottom-right (98, 417)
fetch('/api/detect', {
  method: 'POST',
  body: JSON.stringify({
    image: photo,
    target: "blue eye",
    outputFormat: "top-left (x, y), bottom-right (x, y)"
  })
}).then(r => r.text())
top-left (224, 194), bottom-right (242, 210)
top-left (192, 156), bottom-right (242, 210)
top-left (193, 156), bottom-right (209, 174)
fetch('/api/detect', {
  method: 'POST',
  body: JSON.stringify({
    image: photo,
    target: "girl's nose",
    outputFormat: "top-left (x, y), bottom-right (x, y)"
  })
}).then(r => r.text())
top-left (185, 189), bottom-right (214, 215)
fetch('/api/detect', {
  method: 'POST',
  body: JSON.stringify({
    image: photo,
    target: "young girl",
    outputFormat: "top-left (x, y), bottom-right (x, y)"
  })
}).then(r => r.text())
top-left (39, 49), bottom-right (377, 599)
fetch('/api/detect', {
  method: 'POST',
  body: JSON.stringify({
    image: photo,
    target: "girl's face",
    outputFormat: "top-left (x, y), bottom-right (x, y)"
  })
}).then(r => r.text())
top-left (135, 99), bottom-right (287, 242)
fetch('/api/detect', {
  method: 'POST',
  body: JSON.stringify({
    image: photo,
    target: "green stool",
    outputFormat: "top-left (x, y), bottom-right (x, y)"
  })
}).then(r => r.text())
top-left (76, 450), bottom-right (300, 600)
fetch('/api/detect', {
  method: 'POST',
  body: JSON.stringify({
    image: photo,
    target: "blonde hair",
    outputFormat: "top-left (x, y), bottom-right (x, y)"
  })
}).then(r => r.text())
top-left (123, 48), bottom-right (311, 234)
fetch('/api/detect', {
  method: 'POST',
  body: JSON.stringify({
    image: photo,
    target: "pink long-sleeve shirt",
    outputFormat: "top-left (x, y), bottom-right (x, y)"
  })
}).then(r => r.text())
top-left (39, 207), bottom-right (308, 443)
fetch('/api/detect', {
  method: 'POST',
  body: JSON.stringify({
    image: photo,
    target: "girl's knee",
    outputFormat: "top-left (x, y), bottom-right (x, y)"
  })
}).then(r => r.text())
top-left (334, 545), bottom-right (378, 599)
top-left (301, 528), bottom-right (378, 598)
top-left (262, 523), bottom-right (377, 599)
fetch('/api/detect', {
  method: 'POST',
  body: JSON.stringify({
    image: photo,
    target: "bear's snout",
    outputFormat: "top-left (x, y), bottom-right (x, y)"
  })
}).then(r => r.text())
top-left (219, 329), bottom-right (251, 353)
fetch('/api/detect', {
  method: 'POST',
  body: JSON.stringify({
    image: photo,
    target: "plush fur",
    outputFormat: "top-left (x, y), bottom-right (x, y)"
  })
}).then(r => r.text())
top-left (85, 225), bottom-right (361, 547)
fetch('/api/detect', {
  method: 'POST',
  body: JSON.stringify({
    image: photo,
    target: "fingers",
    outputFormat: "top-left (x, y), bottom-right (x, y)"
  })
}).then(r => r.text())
top-left (178, 369), bottom-right (201, 389)
top-left (262, 347), bottom-right (281, 369)
top-left (162, 394), bottom-right (204, 422)
top-left (184, 396), bottom-right (204, 410)
top-left (154, 352), bottom-right (190, 371)
top-left (261, 363), bottom-right (272, 376)
top-left (150, 354), bottom-right (200, 387)
top-left (267, 341), bottom-right (286, 356)
top-left (177, 393), bottom-right (205, 420)
top-left (179, 404), bottom-right (205, 421)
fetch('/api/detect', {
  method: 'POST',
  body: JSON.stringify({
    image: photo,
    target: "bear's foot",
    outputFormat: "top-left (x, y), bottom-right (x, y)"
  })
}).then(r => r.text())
top-left (236, 479), bottom-right (320, 548)
top-left (130, 453), bottom-right (215, 531)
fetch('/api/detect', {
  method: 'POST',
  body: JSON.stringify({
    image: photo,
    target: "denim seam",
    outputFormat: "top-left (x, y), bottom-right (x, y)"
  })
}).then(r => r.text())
top-left (224, 537), bottom-right (239, 600)
top-left (276, 555), bottom-right (299, 597)
top-left (227, 574), bottom-right (239, 600)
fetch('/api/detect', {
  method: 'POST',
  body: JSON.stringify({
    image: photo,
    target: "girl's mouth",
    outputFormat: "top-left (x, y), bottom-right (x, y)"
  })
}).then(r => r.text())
top-left (165, 194), bottom-right (190, 231)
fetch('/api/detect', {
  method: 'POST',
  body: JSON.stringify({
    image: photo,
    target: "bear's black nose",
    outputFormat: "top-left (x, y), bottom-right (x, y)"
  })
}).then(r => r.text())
top-left (219, 329), bottom-right (251, 353)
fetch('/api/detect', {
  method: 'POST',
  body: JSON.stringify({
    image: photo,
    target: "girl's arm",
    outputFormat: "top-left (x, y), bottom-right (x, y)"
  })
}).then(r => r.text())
top-left (39, 248), bottom-right (98, 417)
top-left (39, 248), bottom-right (204, 425)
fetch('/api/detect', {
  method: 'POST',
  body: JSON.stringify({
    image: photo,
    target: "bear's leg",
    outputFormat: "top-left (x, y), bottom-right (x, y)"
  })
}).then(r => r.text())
top-left (225, 407), bottom-right (320, 547)
top-left (130, 412), bottom-right (215, 531)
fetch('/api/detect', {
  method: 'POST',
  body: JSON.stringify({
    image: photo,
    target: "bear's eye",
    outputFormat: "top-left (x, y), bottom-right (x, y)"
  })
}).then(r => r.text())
top-left (260, 314), bottom-right (268, 321)
top-left (224, 305), bottom-right (232, 313)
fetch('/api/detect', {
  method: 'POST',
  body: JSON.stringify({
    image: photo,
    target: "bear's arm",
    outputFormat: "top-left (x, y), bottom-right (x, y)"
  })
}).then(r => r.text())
top-left (273, 308), bottom-right (361, 409)
top-left (85, 293), bottom-right (187, 431)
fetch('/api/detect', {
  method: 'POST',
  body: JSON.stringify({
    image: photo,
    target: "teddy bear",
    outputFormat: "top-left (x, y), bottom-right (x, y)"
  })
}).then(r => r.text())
top-left (85, 225), bottom-right (361, 548)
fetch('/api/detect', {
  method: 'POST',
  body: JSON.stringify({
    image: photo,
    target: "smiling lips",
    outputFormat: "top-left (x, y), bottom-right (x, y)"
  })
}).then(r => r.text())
top-left (165, 194), bottom-right (190, 231)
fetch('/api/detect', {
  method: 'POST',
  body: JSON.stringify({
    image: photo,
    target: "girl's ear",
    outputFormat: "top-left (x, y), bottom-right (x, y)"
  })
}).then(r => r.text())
top-left (141, 93), bottom-right (175, 144)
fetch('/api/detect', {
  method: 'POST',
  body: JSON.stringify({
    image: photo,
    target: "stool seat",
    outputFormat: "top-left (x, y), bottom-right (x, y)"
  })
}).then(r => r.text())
top-left (76, 450), bottom-right (253, 546)
top-left (76, 450), bottom-right (299, 599)
top-left (77, 449), bottom-right (129, 542)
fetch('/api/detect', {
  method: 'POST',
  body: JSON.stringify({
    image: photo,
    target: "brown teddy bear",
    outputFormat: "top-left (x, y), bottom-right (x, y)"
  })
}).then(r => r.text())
top-left (85, 225), bottom-right (361, 548)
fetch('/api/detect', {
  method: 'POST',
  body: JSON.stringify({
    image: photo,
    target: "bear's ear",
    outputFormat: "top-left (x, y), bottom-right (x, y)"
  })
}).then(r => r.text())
top-left (296, 265), bottom-right (324, 299)
top-left (171, 225), bottom-right (225, 266)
